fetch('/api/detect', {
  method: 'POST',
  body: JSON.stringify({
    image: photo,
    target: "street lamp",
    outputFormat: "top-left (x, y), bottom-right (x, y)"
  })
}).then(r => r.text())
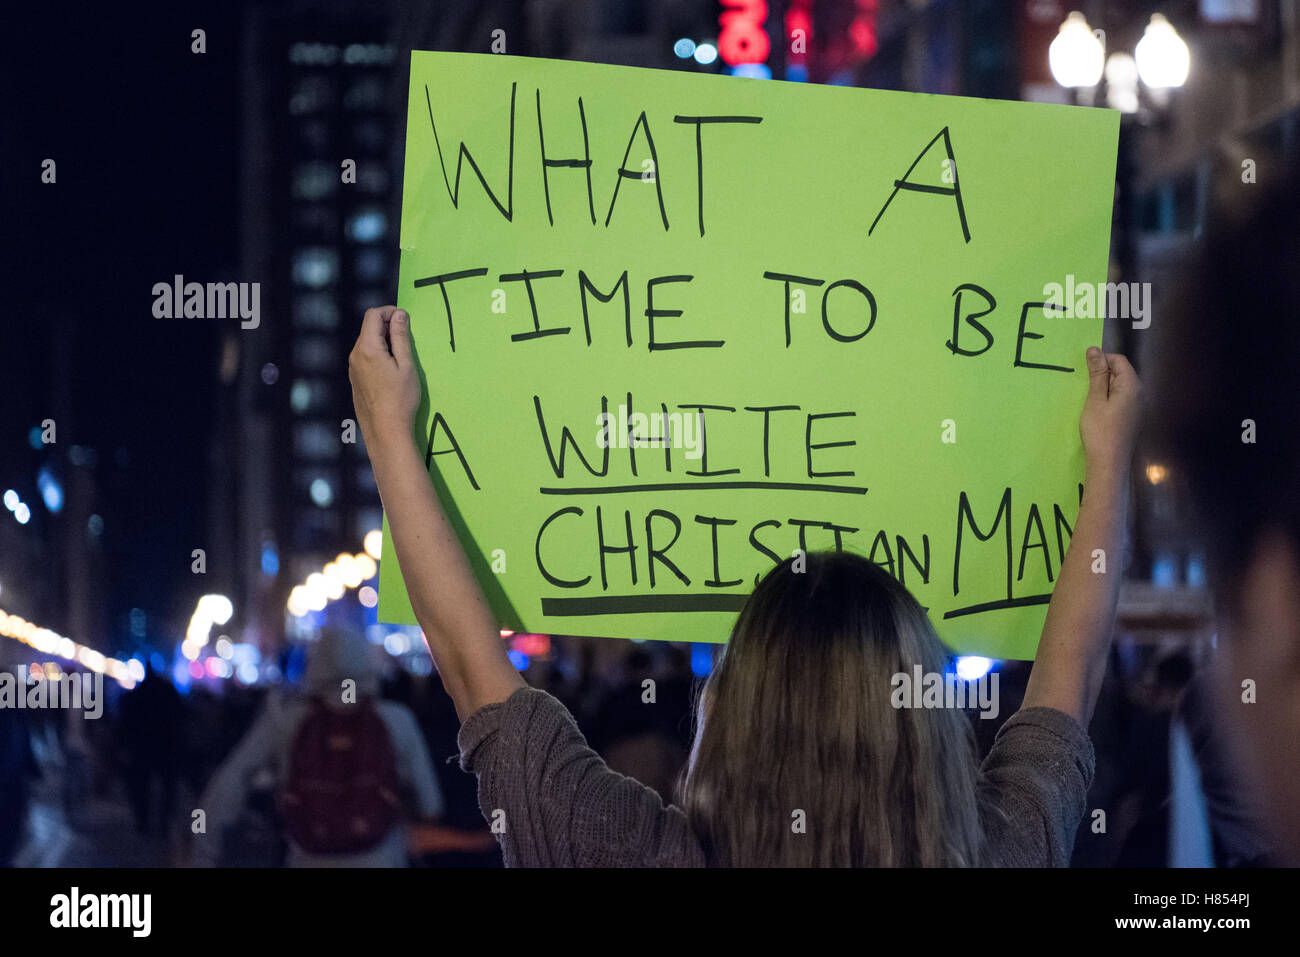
top-left (1049, 11), bottom-right (1104, 88)
top-left (1135, 13), bottom-right (1191, 90)
top-left (1050, 11), bottom-right (1189, 114)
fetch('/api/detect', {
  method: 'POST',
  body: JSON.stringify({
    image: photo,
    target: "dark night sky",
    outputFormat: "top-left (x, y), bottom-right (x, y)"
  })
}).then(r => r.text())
top-left (2, 2), bottom-right (240, 644)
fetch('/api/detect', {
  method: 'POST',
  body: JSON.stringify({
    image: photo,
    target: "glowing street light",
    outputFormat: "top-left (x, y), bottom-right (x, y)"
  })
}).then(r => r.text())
top-left (1049, 12), bottom-right (1104, 89)
top-left (1135, 14), bottom-right (1190, 90)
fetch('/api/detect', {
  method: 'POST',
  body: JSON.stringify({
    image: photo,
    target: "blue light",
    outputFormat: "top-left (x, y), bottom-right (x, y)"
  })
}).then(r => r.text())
top-left (729, 63), bottom-right (771, 80)
top-left (955, 656), bottom-right (994, 681)
top-left (347, 210), bottom-right (387, 243)
top-left (694, 43), bottom-right (718, 66)
top-left (27, 427), bottom-right (43, 450)
top-left (1152, 554), bottom-right (1178, 588)
top-left (309, 478), bottom-right (334, 507)
top-left (691, 643), bottom-right (714, 677)
top-left (674, 38), bottom-right (696, 59)
top-left (38, 467), bottom-right (63, 514)
top-left (261, 545), bottom-right (279, 576)
top-left (507, 649), bottom-right (530, 671)
top-left (786, 64), bottom-right (808, 83)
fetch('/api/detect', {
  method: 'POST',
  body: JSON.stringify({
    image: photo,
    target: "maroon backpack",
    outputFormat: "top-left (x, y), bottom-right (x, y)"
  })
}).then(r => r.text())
top-left (281, 697), bottom-right (401, 855)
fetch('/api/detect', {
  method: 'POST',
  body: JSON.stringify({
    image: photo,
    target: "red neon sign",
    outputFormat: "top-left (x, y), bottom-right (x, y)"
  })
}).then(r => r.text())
top-left (719, 0), bottom-right (770, 66)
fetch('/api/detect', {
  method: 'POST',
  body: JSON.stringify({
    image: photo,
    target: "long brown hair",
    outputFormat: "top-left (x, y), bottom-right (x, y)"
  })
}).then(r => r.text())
top-left (680, 550), bottom-right (985, 866)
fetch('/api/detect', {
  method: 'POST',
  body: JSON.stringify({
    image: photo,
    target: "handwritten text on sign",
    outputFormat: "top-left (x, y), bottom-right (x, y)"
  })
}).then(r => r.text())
top-left (377, 52), bottom-right (1119, 660)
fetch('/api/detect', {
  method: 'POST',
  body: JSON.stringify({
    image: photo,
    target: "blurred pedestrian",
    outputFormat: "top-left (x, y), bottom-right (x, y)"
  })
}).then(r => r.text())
top-left (195, 627), bottom-right (443, 867)
top-left (118, 664), bottom-right (184, 838)
top-left (1150, 156), bottom-right (1300, 863)
top-left (0, 705), bottom-right (37, 866)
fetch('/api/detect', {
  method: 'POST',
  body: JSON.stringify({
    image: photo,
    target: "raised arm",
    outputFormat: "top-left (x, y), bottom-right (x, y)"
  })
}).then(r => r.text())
top-left (1022, 347), bottom-right (1141, 725)
top-left (349, 306), bottom-right (525, 721)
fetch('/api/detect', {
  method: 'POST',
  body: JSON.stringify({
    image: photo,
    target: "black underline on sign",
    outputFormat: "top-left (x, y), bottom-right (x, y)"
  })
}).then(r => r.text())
top-left (538, 481), bottom-right (869, 495)
top-left (941, 594), bottom-right (1052, 619)
top-left (541, 594), bottom-right (750, 615)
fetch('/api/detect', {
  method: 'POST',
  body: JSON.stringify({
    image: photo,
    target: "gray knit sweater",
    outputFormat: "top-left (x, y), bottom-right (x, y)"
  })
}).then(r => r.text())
top-left (458, 686), bottom-right (1094, 867)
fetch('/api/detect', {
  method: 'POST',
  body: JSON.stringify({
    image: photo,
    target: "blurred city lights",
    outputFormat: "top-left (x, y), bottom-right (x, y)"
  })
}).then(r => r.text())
top-left (1105, 52), bottom-right (1140, 113)
top-left (37, 467), bottom-right (63, 514)
top-left (0, 606), bottom-right (135, 687)
top-left (2, 490), bottom-right (18, 510)
top-left (355, 553), bottom-right (377, 580)
top-left (693, 42), bottom-right (718, 65)
top-left (1135, 14), bottom-right (1189, 89)
top-left (955, 656), bottom-right (995, 681)
top-left (673, 38), bottom-right (696, 59)
top-left (285, 531), bottom-right (382, 618)
top-left (198, 594), bottom-right (234, 625)
top-left (309, 478), bottom-right (334, 507)
top-left (1049, 12), bottom-right (1104, 88)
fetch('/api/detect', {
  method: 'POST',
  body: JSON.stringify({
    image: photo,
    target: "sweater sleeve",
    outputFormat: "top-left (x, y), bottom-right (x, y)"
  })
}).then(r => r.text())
top-left (457, 686), bottom-right (703, 867)
top-left (976, 706), bottom-right (1095, 867)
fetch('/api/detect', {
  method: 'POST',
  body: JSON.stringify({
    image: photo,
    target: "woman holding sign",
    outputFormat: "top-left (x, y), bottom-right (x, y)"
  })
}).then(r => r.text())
top-left (350, 305), bottom-right (1139, 866)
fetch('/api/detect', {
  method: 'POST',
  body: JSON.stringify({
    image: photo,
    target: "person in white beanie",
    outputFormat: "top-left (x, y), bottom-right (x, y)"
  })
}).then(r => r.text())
top-left (196, 627), bottom-right (443, 867)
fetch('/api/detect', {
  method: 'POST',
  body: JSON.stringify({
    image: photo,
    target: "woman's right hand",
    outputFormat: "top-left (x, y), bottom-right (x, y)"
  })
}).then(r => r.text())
top-left (1079, 346), bottom-right (1141, 479)
top-left (348, 305), bottom-right (422, 452)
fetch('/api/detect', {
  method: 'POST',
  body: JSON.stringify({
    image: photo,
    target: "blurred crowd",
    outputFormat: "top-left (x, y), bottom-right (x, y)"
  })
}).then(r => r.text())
top-left (0, 632), bottom-right (700, 868)
top-left (0, 621), bottom-right (1278, 867)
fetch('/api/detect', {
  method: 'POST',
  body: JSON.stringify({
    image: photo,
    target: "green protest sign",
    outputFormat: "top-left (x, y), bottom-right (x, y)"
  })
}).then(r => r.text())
top-left (377, 51), bottom-right (1119, 660)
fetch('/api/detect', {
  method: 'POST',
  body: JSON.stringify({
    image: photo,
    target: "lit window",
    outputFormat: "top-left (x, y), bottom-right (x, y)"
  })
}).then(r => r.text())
top-left (290, 378), bottom-right (331, 414)
top-left (346, 208), bottom-right (387, 243)
top-left (292, 248), bottom-right (338, 288)
top-left (292, 162), bottom-right (336, 200)
top-left (309, 477), bottom-right (334, 507)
